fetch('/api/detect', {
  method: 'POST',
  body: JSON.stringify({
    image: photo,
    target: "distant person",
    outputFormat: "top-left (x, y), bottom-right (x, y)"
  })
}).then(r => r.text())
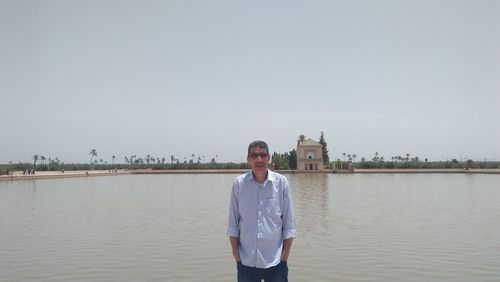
top-left (62, 169), bottom-right (65, 174)
top-left (227, 140), bottom-right (297, 282)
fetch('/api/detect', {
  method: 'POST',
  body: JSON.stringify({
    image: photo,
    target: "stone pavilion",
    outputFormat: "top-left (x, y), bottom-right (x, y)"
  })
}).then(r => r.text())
top-left (297, 138), bottom-right (325, 170)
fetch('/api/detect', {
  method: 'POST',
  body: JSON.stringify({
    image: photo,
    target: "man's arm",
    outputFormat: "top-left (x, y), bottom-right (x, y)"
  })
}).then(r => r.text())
top-left (229, 236), bottom-right (241, 262)
top-left (281, 177), bottom-right (296, 261)
top-left (281, 238), bottom-right (294, 261)
top-left (281, 178), bottom-right (297, 238)
top-left (227, 179), bottom-right (241, 262)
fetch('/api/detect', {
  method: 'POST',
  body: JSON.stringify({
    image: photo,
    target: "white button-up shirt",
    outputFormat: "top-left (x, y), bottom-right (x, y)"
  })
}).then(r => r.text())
top-left (227, 170), bottom-right (297, 268)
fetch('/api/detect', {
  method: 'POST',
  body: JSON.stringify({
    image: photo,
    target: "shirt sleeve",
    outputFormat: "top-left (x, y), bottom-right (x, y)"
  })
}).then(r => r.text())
top-left (227, 178), bottom-right (240, 238)
top-left (281, 177), bottom-right (297, 240)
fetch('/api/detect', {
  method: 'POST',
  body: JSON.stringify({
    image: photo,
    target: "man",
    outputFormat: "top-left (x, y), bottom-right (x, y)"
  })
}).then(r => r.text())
top-left (227, 140), bottom-right (297, 282)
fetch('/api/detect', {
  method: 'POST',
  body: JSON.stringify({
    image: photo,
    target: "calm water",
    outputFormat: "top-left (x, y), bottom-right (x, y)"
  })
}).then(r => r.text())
top-left (1, 173), bottom-right (499, 281)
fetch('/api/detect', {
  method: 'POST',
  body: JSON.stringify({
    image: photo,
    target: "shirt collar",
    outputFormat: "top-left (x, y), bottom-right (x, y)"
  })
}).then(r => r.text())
top-left (246, 169), bottom-right (275, 184)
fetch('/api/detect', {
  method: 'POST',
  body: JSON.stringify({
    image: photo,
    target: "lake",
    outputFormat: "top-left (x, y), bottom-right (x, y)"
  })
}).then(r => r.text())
top-left (1, 173), bottom-right (499, 281)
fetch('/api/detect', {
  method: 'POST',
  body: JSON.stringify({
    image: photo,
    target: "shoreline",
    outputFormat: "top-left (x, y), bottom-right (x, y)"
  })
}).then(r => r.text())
top-left (0, 170), bottom-right (128, 181)
top-left (1, 168), bottom-right (500, 182)
top-left (349, 168), bottom-right (500, 174)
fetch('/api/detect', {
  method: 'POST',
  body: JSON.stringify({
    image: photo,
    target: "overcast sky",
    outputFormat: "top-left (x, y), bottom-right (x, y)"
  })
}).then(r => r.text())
top-left (1, 0), bottom-right (499, 164)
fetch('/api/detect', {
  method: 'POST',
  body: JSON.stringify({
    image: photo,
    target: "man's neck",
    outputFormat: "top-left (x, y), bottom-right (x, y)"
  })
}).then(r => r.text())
top-left (252, 170), bottom-right (268, 184)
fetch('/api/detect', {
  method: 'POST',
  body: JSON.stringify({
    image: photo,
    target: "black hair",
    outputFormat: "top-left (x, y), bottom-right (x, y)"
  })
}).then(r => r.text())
top-left (247, 140), bottom-right (269, 155)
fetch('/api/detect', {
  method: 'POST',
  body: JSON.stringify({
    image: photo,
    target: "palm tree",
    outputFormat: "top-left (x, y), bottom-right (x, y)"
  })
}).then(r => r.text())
top-left (89, 149), bottom-right (97, 165)
top-left (342, 152), bottom-right (346, 162)
top-left (32, 154), bottom-right (39, 169)
top-left (40, 156), bottom-right (46, 165)
top-left (112, 155), bottom-right (116, 166)
top-left (352, 154), bottom-right (357, 163)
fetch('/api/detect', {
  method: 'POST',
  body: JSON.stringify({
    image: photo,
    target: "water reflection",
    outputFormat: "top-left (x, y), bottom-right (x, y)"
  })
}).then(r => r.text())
top-left (290, 173), bottom-right (330, 237)
top-left (31, 180), bottom-right (38, 213)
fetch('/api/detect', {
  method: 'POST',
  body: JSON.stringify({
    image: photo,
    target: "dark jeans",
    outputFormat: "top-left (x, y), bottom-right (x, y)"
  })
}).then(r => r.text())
top-left (237, 261), bottom-right (288, 282)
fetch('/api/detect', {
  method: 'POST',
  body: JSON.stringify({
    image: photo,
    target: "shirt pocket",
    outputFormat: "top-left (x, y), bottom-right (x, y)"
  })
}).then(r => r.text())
top-left (265, 198), bottom-right (282, 217)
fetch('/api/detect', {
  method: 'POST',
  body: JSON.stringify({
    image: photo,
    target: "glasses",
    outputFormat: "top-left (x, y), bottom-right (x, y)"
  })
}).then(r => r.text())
top-left (248, 152), bottom-right (269, 159)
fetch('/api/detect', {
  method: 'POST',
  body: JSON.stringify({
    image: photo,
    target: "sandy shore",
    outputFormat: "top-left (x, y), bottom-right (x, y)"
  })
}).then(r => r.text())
top-left (1, 168), bottom-right (499, 181)
top-left (132, 168), bottom-right (500, 174)
top-left (0, 170), bottom-right (129, 181)
top-left (131, 169), bottom-right (247, 174)
top-left (351, 168), bottom-right (500, 174)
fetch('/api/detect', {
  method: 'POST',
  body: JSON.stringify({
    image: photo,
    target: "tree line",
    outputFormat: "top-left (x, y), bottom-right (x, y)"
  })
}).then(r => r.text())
top-left (0, 149), bottom-right (249, 174)
top-left (2, 135), bottom-right (499, 175)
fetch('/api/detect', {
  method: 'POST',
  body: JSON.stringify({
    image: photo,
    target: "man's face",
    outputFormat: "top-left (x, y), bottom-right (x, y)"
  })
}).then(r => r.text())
top-left (247, 146), bottom-right (270, 173)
